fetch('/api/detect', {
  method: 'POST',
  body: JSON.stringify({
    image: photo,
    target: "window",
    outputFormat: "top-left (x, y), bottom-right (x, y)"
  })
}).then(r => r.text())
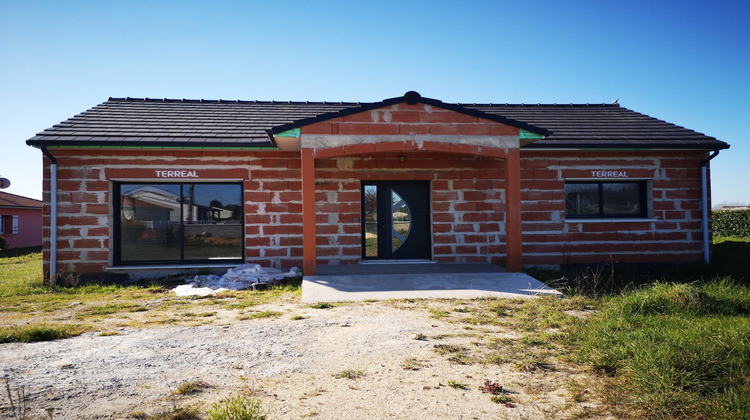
top-left (115, 182), bottom-right (243, 264)
top-left (0, 215), bottom-right (17, 235)
top-left (565, 181), bottom-right (648, 218)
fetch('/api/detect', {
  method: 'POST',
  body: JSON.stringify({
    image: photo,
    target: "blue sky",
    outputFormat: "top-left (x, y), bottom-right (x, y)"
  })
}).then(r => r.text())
top-left (1, 0), bottom-right (748, 205)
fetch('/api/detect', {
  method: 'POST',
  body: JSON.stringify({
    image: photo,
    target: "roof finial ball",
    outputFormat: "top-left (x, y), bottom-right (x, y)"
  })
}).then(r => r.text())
top-left (403, 91), bottom-right (421, 105)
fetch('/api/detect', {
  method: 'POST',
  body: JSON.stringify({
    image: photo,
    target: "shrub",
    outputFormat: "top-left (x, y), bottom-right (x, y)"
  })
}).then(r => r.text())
top-left (0, 235), bottom-right (6, 250)
top-left (206, 395), bottom-right (266, 420)
top-left (713, 209), bottom-right (750, 238)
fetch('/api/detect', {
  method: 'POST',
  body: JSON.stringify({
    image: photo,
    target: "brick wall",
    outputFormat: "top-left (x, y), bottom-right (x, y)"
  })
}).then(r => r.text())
top-left (313, 153), bottom-right (508, 265)
top-left (42, 149), bottom-right (304, 277)
top-left (303, 103), bottom-right (519, 137)
top-left (41, 146), bottom-right (712, 278)
top-left (520, 150), bottom-right (709, 265)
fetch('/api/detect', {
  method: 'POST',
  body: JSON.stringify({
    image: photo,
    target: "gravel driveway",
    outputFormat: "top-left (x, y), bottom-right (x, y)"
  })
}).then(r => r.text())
top-left (1, 300), bottom-right (601, 419)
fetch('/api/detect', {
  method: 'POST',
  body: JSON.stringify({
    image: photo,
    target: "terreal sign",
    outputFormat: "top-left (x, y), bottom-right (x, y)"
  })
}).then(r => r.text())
top-left (155, 170), bottom-right (198, 178)
top-left (591, 170), bottom-right (628, 178)
top-left (105, 168), bottom-right (249, 180)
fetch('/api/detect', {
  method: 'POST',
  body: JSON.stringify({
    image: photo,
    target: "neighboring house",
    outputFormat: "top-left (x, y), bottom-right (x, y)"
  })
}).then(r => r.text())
top-left (25, 91), bottom-right (729, 281)
top-left (0, 191), bottom-right (43, 249)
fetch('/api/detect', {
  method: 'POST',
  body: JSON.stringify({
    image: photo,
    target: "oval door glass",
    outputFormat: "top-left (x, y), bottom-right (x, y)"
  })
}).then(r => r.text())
top-left (391, 191), bottom-right (412, 251)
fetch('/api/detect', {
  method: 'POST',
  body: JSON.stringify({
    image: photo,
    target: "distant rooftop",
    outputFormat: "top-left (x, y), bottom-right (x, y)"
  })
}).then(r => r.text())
top-left (26, 92), bottom-right (729, 151)
top-left (0, 191), bottom-right (43, 209)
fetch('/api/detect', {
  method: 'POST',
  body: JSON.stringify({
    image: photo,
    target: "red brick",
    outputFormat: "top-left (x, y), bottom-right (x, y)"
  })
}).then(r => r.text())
top-left (252, 169), bottom-right (300, 180)
top-left (246, 214), bottom-right (273, 224)
top-left (85, 204), bottom-right (110, 214)
top-left (434, 234), bottom-right (458, 244)
top-left (453, 202), bottom-right (477, 212)
top-left (265, 203), bottom-right (301, 213)
top-left (304, 122), bottom-right (333, 135)
top-left (245, 236), bottom-right (271, 247)
top-left (245, 191), bottom-right (275, 202)
top-left (368, 124), bottom-right (400, 135)
top-left (458, 124), bottom-right (490, 136)
top-left (86, 227), bottom-right (110, 237)
top-left (85, 250), bottom-right (110, 261)
top-left (429, 124), bottom-right (460, 135)
top-left (341, 247), bottom-right (361, 256)
top-left (432, 191), bottom-right (459, 201)
top-left (418, 111), bottom-right (478, 124)
top-left (84, 181), bottom-right (108, 192)
top-left (72, 239), bottom-right (102, 249)
top-left (278, 214), bottom-right (303, 224)
top-left (263, 225), bottom-right (298, 236)
top-left (338, 123), bottom-right (369, 135)
top-left (317, 247), bottom-right (340, 256)
top-left (317, 225), bottom-right (338, 235)
top-left (463, 191), bottom-right (486, 201)
top-left (57, 216), bottom-right (100, 226)
top-left (244, 248), bottom-right (262, 258)
top-left (432, 223), bottom-right (452, 233)
top-left (264, 248), bottom-right (288, 257)
top-left (399, 124), bottom-right (430, 135)
top-left (261, 181), bottom-right (289, 190)
top-left (489, 124), bottom-right (518, 136)
top-left (387, 111), bottom-right (420, 123)
top-left (433, 213), bottom-right (457, 223)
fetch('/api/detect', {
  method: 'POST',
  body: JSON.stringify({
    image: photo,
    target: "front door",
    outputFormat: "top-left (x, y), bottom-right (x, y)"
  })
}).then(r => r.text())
top-left (362, 181), bottom-right (431, 260)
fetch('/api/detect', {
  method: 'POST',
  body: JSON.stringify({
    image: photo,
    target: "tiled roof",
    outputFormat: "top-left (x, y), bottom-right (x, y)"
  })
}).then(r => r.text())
top-left (465, 103), bottom-right (727, 149)
top-left (26, 94), bottom-right (729, 150)
top-left (0, 191), bottom-right (42, 209)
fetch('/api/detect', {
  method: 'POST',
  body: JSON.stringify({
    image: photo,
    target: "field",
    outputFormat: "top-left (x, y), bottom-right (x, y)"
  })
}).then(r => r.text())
top-left (1, 239), bottom-right (749, 418)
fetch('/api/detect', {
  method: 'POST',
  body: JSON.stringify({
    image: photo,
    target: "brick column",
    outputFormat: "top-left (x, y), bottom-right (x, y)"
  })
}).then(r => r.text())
top-left (505, 148), bottom-right (523, 272)
top-left (301, 148), bottom-right (317, 275)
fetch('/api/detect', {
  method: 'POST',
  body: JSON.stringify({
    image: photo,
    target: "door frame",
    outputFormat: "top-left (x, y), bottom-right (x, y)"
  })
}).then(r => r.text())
top-left (360, 180), bottom-right (432, 261)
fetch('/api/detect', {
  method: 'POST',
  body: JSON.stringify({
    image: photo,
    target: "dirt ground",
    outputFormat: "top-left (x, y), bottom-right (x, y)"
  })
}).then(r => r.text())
top-left (0, 295), bottom-right (608, 419)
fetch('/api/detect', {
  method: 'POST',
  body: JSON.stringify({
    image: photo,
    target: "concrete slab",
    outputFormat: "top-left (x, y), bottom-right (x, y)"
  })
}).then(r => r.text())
top-left (302, 265), bottom-right (560, 303)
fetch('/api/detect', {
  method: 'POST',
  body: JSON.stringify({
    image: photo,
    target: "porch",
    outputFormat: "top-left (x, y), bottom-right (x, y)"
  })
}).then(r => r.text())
top-left (301, 263), bottom-right (560, 303)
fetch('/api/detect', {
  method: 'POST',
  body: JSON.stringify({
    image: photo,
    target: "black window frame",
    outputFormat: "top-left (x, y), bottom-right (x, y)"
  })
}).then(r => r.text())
top-left (113, 181), bottom-right (245, 266)
top-left (564, 180), bottom-right (649, 219)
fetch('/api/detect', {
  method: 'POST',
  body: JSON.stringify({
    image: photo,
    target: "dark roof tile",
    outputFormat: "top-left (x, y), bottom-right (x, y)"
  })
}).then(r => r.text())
top-left (25, 94), bottom-right (729, 150)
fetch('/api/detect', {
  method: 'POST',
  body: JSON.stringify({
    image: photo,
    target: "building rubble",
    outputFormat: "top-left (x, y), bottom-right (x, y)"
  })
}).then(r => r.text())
top-left (172, 264), bottom-right (301, 297)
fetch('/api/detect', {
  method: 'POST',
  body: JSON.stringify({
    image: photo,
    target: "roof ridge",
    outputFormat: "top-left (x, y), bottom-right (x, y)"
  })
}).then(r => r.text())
top-left (106, 97), bottom-right (621, 108)
top-left (107, 97), bottom-right (365, 105)
top-left (463, 103), bottom-right (621, 107)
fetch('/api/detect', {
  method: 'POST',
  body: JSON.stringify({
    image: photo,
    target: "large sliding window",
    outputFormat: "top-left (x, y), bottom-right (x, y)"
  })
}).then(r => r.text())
top-left (565, 180), bottom-right (648, 218)
top-left (115, 182), bottom-right (243, 264)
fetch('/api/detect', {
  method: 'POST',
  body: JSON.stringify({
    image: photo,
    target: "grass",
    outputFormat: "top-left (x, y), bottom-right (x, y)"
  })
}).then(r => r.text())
top-left (0, 323), bottom-right (88, 343)
top-left (447, 380), bottom-right (467, 390)
top-left (400, 357), bottom-right (426, 371)
top-left (2, 239), bottom-right (749, 419)
top-left (0, 246), bottom-right (303, 338)
top-left (174, 380), bottom-right (209, 395)
top-left (333, 369), bottom-right (364, 380)
top-left (0, 247), bottom-right (44, 297)
top-left (546, 237), bottom-right (750, 419)
top-left (238, 310), bottom-right (282, 321)
top-left (206, 394), bottom-right (267, 420)
top-left (571, 278), bottom-right (750, 418)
